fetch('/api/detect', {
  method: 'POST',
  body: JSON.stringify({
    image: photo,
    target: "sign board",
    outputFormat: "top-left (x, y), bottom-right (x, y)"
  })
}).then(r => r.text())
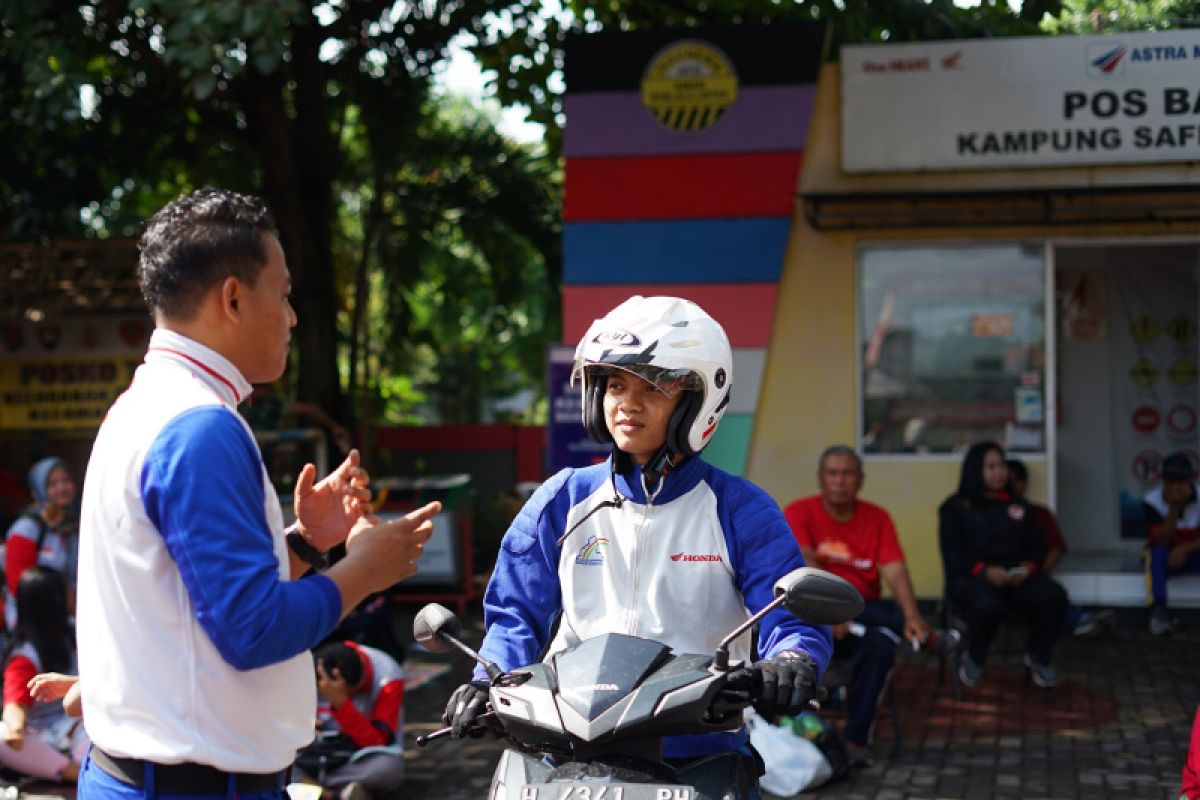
top-left (547, 344), bottom-right (610, 473)
top-left (0, 315), bottom-right (150, 430)
top-left (376, 510), bottom-right (458, 585)
top-left (842, 31), bottom-right (1200, 172)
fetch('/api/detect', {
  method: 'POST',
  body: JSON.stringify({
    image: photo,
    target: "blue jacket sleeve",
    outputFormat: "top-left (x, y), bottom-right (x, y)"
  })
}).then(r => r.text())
top-left (474, 472), bottom-right (574, 680)
top-left (722, 479), bottom-right (833, 674)
top-left (141, 406), bottom-right (341, 671)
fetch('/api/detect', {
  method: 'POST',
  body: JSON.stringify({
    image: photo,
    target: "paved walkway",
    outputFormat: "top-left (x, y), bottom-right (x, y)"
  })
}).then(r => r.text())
top-left (397, 606), bottom-right (1199, 800)
top-left (9, 607), bottom-right (1196, 800)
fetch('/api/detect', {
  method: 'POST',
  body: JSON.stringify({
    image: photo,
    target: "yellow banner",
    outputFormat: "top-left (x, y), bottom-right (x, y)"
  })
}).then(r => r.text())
top-left (0, 357), bottom-right (139, 430)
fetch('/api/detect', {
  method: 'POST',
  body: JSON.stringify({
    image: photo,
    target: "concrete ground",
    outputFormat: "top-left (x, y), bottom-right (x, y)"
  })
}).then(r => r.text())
top-left (9, 606), bottom-right (1197, 800)
top-left (397, 605), bottom-right (1199, 800)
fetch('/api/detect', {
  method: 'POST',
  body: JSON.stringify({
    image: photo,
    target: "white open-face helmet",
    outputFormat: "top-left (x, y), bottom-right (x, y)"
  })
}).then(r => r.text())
top-left (571, 295), bottom-right (733, 458)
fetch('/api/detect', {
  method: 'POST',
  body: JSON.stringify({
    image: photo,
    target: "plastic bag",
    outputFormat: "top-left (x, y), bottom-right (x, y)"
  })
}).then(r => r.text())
top-left (746, 712), bottom-right (833, 796)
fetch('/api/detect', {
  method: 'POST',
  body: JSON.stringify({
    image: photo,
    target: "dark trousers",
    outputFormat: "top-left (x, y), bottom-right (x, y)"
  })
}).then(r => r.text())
top-left (951, 574), bottom-right (1067, 665)
top-left (835, 599), bottom-right (903, 747)
top-left (1145, 545), bottom-right (1200, 606)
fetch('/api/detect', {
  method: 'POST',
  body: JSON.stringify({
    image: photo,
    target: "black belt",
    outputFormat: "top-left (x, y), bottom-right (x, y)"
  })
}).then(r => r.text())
top-left (90, 746), bottom-right (286, 795)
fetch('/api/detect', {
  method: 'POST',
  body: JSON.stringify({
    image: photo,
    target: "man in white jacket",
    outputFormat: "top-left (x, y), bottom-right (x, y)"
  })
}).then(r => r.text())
top-left (76, 188), bottom-right (439, 800)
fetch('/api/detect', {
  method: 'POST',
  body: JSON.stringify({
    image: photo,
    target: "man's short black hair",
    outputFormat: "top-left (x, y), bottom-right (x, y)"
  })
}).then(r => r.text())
top-left (1162, 452), bottom-right (1195, 482)
top-left (314, 641), bottom-right (364, 688)
top-left (138, 187), bottom-right (276, 320)
top-left (1006, 458), bottom-right (1028, 484)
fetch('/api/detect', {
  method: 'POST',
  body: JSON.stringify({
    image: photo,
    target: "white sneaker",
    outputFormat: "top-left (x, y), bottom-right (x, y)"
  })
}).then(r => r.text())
top-left (1149, 607), bottom-right (1178, 635)
top-left (957, 654), bottom-right (984, 688)
top-left (1072, 612), bottom-right (1100, 638)
top-left (1023, 653), bottom-right (1057, 688)
top-left (339, 783), bottom-right (372, 800)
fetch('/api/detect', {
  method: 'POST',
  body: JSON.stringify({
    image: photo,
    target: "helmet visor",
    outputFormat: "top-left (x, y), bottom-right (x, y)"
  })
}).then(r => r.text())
top-left (584, 363), bottom-right (702, 399)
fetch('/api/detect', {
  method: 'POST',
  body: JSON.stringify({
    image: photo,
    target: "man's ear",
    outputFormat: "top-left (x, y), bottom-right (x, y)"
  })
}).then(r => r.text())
top-left (220, 277), bottom-right (241, 320)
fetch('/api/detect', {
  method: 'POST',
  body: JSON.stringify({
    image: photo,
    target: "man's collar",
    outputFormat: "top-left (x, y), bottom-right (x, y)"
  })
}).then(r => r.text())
top-left (820, 495), bottom-right (857, 522)
top-left (145, 328), bottom-right (253, 406)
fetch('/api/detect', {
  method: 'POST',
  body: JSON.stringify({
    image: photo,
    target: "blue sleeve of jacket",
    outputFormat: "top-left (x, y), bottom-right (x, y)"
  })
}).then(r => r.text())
top-left (474, 471), bottom-right (577, 680)
top-left (141, 406), bottom-right (342, 671)
top-left (718, 476), bottom-right (833, 674)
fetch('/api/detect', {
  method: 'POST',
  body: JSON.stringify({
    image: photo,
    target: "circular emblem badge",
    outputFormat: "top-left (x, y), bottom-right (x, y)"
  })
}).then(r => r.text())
top-left (1008, 504), bottom-right (1025, 521)
top-left (592, 330), bottom-right (641, 347)
top-left (640, 40), bottom-right (739, 134)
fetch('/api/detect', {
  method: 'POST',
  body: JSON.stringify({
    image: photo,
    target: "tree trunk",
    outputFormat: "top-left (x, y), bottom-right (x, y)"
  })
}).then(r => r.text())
top-left (238, 17), bottom-right (345, 427)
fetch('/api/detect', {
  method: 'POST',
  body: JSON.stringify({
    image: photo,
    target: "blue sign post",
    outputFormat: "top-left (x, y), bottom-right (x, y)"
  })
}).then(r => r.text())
top-left (547, 344), bottom-right (609, 472)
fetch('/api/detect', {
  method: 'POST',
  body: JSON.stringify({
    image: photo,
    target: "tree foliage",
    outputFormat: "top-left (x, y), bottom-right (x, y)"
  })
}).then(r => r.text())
top-left (12, 0), bottom-right (1187, 434)
top-left (1042, 0), bottom-right (1200, 31)
top-left (0, 0), bottom-right (559, 430)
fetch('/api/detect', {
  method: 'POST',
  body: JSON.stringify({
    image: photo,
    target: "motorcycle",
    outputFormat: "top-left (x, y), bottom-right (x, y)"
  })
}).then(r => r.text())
top-left (412, 566), bottom-right (864, 800)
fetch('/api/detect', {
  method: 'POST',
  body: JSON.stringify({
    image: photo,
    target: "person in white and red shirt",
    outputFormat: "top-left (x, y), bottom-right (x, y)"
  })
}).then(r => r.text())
top-left (0, 567), bottom-right (88, 783)
top-left (1142, 452), bottom-right (1200, 635)
top-left (785, 444), bottom-right (952, 766)
top-left (296, 641), bottom-right (406, 799)
top-left (4, 457), bottom-right (79, 630)
top-left (75, 188), bottom-right (439, 800)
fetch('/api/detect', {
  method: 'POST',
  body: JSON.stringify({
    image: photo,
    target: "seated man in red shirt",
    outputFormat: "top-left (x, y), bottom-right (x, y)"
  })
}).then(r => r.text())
top-left (784, 445), bottom-right (955, 766)
top-left (295, 641), bottom-right (406, 800)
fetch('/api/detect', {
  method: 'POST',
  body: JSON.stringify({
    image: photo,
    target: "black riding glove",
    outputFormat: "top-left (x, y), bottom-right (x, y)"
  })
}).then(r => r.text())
top-left (442, 680), bottom-right (490, 738)
top-left (751, 650), bottom-right (818, 719)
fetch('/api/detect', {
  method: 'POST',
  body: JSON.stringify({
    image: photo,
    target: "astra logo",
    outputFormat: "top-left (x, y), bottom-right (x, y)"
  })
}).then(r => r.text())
top-left (581, 683), bottom-right (619, 692)
top-left (670, 552), bottom-right (723, 563)
top-left (1088, 44), bottom-right (1127, 76)
top-left (592, 329), bottom-right (640, 347)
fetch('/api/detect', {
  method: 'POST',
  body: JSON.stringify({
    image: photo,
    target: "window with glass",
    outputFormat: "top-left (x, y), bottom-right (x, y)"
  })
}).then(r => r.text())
top-left (859, 244), bottom-right (1046, 455)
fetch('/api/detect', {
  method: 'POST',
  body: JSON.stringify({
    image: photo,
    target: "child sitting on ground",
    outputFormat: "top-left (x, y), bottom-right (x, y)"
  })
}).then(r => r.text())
top-left (0, 567), bottom-right (88, 782)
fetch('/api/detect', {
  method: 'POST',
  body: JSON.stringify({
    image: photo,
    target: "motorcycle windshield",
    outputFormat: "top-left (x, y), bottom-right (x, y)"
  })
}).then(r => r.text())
top-left (552, 634), bottom-right (672, 721)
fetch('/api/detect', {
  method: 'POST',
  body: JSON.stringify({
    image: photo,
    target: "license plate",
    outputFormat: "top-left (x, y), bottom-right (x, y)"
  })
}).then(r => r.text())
top-left (518, 784), bottom-right (695, 800)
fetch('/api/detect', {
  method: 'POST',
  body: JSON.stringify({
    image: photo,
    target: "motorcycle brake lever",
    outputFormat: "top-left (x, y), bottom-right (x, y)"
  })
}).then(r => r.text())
top-left (415, 711), bottom-right (500, 748)
top-left (495, 670), bottom-right (533, 688)
top-left (707, 688), bottom-right (754, 720)
top-left (415, 726), bottom-right (453, 747)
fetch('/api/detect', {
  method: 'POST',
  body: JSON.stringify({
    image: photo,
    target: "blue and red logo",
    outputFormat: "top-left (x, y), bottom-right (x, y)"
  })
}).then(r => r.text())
top-left (1088, 43), bottom-right (1127, 76)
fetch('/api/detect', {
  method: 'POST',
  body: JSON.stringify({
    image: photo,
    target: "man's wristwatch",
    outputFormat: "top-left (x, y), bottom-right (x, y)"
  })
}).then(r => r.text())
top-left (286, 526), bottom-right (329, 571)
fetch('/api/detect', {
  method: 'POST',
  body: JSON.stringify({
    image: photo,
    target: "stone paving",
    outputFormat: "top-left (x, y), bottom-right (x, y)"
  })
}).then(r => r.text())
top-left (397, 606), bottom-right (1199, 800)
top-left (9, 607), bottom-right (1197, 800)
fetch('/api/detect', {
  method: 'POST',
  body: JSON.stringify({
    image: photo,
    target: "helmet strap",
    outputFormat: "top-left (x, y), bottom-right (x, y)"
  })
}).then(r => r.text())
top-left (613, 445), bottom-right (677, 501)
top-left (642, 445), bottom-right (676, 497)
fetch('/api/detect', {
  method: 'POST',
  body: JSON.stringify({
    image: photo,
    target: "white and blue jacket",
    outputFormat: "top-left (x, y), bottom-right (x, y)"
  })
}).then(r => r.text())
top-left (477, 454), bottom-right (832, 759)
top-left (76, 329), bottom-right (342, 772)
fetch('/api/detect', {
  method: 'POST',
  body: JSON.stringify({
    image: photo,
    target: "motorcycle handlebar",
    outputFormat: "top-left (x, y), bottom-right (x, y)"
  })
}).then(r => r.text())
top-left (415, 711), bottom-right (500, 748)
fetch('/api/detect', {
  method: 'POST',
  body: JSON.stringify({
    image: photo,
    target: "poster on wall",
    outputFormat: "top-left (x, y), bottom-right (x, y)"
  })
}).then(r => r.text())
top-left (0, 315), bottom-right (151, 430)
top-left (546, 345), bottom-right (610, 472)
top-left (842, 30), bottom-right (1200, 172)
top-left (1111, 266), bottom-right (1199, 538)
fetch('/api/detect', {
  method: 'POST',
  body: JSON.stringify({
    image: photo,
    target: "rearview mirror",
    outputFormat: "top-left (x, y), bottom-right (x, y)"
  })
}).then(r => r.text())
top-left (774, 567), bottom-right (864, 625)
top-left (412, 603), bottom-right (462, 653)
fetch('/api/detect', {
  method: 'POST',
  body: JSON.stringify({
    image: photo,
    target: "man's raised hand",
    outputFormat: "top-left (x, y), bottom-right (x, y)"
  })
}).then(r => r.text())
top-left (294, 449), bottom-right (373, 551)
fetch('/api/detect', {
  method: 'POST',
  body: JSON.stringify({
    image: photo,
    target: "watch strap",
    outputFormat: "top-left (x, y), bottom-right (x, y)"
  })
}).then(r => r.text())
top-left (286, 527), bottom-right (329, 571)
